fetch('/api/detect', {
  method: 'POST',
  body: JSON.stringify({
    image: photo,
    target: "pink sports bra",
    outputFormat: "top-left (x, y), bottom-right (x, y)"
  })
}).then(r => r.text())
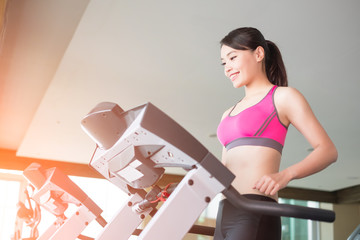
top-left (217, 86), bottom-right (288, 154)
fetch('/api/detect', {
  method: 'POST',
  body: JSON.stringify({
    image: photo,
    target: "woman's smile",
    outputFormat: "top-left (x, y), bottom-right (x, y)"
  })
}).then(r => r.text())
top-left (229, 72), bottom-right (240, 81)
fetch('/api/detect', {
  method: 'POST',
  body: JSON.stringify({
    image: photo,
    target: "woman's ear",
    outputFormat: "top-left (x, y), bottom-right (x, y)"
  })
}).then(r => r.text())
top-left (255, 46), bottom-right (265, 62)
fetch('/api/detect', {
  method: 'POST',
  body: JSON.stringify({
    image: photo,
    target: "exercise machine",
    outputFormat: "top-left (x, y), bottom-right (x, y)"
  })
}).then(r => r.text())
top-left (81, 102), bottom-right (336, 240)
top-left (348, 224), bottom-right (360, 240)
top-left (18, 163), bottom-right (107, 240)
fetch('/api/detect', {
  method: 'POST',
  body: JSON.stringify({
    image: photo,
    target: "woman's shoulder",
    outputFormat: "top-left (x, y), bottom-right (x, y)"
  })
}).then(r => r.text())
top-left (276, 86), bottom-right (302, 95)
top-left (274, 86), bottom-right (310, 113)
top-left (275, 86), bottom-right (306, 102)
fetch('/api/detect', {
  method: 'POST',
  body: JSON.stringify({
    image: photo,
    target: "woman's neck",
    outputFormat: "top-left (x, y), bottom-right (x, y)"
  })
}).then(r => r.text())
top-left (244, 77), bottom-right (273, 98)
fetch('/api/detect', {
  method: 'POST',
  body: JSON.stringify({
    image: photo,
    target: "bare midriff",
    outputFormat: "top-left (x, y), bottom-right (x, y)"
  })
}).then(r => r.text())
top-left (222, 145), bottom-right (281, 201)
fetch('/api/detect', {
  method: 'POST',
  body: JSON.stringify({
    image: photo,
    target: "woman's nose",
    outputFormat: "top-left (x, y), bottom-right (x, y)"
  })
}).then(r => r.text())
top-left (224, 64), bottom-right (232, 73)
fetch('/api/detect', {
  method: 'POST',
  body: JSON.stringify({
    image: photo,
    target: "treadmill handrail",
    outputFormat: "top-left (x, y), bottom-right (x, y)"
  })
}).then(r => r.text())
top-left (223, 185), bottom-right (335, 223)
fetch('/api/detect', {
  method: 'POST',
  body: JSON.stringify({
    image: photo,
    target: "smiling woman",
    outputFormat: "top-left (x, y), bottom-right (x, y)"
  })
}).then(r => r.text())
top-left (214, 27), bottom-right (337, 240)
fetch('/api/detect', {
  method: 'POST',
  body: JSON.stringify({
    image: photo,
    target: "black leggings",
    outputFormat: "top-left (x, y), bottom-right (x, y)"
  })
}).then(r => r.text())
top-left (213, 194), bottom-right (281, 240)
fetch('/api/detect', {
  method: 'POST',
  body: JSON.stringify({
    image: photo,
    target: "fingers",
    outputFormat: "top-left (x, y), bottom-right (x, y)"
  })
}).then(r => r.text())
top-left (264, 181), bottom-right (276, 195)
top-left (253, 175), bottom-right (280, 196)
top-left (269, 183), bottom-right (280, 196)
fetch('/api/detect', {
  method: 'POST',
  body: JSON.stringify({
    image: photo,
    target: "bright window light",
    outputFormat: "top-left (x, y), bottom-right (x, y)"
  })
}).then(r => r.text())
top-left (0, 179), bottom-right (21, 240)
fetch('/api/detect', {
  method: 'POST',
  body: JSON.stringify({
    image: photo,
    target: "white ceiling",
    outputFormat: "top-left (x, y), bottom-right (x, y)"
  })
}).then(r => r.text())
top-left (0, 0), bottom-right (359, 192)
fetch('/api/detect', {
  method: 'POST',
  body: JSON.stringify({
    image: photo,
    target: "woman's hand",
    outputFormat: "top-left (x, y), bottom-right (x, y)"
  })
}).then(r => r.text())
top-left (253, 169), bottom-right (293, 196)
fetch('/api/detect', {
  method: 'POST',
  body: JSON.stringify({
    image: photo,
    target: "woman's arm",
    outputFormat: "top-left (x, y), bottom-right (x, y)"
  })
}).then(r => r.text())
top-left (253, 87), bottom-right (338, 196)
top-left (219, 108), bottom-right (232, 165)
top-left (221, 147), bottom-right (227, 165)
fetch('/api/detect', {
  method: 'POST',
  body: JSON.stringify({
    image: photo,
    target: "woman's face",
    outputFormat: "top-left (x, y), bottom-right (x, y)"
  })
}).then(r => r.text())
top-left (220, 45), bottom-right (262, 88)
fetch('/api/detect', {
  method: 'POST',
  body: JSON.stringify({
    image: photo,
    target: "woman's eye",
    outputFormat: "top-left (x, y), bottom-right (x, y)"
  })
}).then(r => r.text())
top-left (230, 56), bottom-right (237, 61)
top-left (221, 62), bottom-right (226, 66)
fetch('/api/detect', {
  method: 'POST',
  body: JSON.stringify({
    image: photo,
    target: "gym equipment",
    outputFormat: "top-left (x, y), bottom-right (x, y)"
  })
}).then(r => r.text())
top-left (20, 163), bottom-right (107, 240)
top-left (14, 185), bottom-right (41, 240)
top-left (348, 224), bottom-right (360, 240)
top-left (81, 102), bottom-right (336, 240)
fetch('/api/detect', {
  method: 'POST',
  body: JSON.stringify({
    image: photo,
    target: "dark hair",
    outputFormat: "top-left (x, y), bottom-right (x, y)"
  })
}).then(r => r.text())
top-left (220, 27), bottom-right (288, 87)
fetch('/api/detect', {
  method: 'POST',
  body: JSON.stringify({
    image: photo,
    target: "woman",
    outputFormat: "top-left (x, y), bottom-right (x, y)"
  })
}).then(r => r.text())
top-left (214, 27), bottom-right (338, 240)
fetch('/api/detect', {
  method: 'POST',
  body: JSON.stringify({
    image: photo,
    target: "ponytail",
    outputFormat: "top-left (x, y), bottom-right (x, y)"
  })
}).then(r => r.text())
top-left (265, 40), bottom-right (288, 87)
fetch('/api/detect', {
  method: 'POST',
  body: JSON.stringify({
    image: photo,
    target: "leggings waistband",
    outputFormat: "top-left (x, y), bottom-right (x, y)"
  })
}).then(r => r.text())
top-left (242, 194), bottom-right (278, 203)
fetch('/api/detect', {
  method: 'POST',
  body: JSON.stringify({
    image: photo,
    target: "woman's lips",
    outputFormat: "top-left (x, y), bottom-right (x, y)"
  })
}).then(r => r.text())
top-left (229, 72), bottom-right (239, 81)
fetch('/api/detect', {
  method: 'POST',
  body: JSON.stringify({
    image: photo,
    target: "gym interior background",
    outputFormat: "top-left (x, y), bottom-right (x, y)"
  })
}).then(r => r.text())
top-left (0, 0), bottom-right (359, 239)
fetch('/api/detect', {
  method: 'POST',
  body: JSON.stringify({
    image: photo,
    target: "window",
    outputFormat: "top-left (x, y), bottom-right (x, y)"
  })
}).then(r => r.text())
top-left (279, 198), bottom-right (320, 240)
top-left (0, 171), bottom-right (27, 240)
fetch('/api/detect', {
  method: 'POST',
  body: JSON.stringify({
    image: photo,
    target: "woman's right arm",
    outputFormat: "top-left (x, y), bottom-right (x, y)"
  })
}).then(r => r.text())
top-left (221, 147), bottom-right (227, 165)
top-left (219, 108), bottom-right (231, 165)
